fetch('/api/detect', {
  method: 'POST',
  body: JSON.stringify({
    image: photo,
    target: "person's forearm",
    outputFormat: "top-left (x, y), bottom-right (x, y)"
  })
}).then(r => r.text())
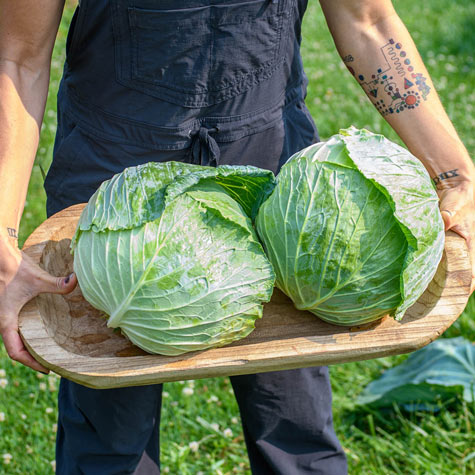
top-left (320, 2), bottom-right (474, 188)
top-left (0, 1), bottom-right (74, 373)
top-left (0, 61), bottom-right (50, 242)
top-left (0, 0), bottom-right (64, 244)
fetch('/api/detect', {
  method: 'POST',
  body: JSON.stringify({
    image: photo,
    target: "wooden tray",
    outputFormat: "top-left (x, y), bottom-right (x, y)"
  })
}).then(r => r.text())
top-left (19, 204), bottom-right (471, 389)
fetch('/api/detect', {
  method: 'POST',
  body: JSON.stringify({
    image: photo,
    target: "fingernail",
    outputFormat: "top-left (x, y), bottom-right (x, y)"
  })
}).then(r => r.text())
top-left (64, 273), bottom-right (74, 285)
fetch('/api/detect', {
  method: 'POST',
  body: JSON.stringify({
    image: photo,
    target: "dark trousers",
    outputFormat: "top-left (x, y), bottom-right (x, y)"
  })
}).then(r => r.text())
top-left (56, 367), bottom-right (347, 474)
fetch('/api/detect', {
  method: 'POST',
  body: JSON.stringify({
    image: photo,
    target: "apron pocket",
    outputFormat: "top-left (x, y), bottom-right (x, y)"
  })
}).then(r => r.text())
top-left (111, 0), bottom-right (290, 107)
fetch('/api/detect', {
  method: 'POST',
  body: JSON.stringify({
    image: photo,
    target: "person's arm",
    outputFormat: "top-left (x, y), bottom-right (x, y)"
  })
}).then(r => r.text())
top-left (0, 0), bottom-right (76, 372)
top-left (319, 0), bottom-right (475, 292)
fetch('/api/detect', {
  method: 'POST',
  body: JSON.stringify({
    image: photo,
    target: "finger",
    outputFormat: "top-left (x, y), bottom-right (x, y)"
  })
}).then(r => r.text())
top-left (2, 328), bottom-right (49, 373)
top-left (450, 222), bottom-right (475, 294)
top-left (468, 247), bottom-right (475, 295)
top-left (466, 235), bottom-right (475, 294)
top-left (469, 257), bottom-right (475, 294)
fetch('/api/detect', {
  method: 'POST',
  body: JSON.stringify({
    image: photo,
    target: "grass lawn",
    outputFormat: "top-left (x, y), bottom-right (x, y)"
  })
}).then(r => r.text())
top-left (1, 0), bottom-right (474, 473)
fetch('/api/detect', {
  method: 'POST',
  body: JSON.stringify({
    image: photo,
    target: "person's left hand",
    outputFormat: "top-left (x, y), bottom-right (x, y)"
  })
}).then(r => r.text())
top-left (438, 180), bottom-right (475, 293)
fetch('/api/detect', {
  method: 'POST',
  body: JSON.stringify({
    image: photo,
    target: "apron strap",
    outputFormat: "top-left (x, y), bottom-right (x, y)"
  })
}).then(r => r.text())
top-left (191, 126), bottom-right (220, 167)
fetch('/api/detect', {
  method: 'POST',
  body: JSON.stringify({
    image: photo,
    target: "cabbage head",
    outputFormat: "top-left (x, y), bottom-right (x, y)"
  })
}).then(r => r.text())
top-left (256, 127), bottom-right (444, 325)
top-left (71, 161), bottom-right (276, 355)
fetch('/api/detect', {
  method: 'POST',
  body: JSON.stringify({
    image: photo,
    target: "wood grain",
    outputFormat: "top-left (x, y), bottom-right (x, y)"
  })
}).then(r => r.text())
top-left (18, 203), bottom-right (471, 389)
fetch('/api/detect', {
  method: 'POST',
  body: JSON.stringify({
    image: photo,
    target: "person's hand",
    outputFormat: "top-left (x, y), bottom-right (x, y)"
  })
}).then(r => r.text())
top-left (438, 179), bottom-right (475, 293)
top-left (0, 235), bottom-right (77, 373)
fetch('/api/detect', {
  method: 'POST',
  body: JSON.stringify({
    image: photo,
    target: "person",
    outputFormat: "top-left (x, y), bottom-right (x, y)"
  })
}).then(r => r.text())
top-left (0, 0), bottom-right (473, 473)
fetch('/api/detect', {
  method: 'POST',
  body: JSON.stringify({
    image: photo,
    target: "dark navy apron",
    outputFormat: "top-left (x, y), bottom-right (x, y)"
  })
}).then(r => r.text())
top-left (46, 1), bottom-right (347, 473)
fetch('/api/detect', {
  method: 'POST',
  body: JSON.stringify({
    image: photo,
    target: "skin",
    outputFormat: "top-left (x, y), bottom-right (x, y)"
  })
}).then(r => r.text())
top-left (319, 0), bottom-right (475, 289)
top-left (0, 0), bottom-right (76, 372)
top-left (0, 0), bottom-right (473, 373)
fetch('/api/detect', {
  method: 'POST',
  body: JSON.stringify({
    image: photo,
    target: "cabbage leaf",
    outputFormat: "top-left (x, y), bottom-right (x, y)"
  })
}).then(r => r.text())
top-left (357, 337), bottom-right (475, 409)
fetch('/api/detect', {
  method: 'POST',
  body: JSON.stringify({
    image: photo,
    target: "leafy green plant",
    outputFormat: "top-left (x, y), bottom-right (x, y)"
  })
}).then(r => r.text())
top-left (256, 127), bottom-right (445, 325)
top-left (357, 337), bottom-right (475, 410)
top-left (72, 162), bottom-right (276, 355)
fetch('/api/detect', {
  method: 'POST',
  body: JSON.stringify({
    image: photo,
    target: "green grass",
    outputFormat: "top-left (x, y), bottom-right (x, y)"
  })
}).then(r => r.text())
top-left (1, 0), bottom-right (474, 473)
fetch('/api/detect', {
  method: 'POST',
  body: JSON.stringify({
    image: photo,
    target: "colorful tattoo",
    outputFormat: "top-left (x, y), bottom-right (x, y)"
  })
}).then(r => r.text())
top-left (346, 38), bottom-right (431, 115)
top-left (432, 169), bottom-right (459, 186)
top-left (6, 227), bottom-right (18, 239)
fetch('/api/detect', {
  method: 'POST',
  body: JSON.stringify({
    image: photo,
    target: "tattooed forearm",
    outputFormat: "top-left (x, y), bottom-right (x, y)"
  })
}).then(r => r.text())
top-left (432, 169), bottom-right (459, 186)
top-left (6, 227), bottom-right (18, 239)
top-left (343, 54), bottom-right (354, 63)
top-left (345, 38), bottom-right (431, 116)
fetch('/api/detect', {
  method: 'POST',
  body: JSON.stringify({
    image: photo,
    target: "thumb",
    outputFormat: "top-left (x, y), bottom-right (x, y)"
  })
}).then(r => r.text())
top-left (31, 268), bottom-right (78, 296)
top-left (19, 252), bottom-right (77, 295)
top-left (439, 185), bottom-right (471, 232)
top-left (439, 193), bottom-right (464, 231)
top-left (440, 208), bottom-right (469, 241)
top-left (440, 209), bottom-right (456, 231)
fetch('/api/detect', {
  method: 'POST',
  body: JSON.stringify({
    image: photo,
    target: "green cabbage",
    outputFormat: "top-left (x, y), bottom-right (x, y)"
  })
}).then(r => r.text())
top-left (256, 127), bottom-right (444, 325)
top-left (71, 161), bottom-right (276, 355)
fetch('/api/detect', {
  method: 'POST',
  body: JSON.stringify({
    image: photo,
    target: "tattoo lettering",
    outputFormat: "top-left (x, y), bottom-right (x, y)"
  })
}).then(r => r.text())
top-left (432, 169), bottom-right (459, 186)
top-left (343, 54), bottom-right (354, 63)
top-left (347, 38), bottom-right (431, 116)
top-left (7, 227), bottom-right (18, 239)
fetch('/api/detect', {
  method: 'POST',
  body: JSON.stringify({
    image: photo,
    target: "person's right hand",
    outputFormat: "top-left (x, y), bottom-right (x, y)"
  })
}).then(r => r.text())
top-left (0, 235), bottom-right (77, 373)
top-left (437, 177), bottom-right (475, 294)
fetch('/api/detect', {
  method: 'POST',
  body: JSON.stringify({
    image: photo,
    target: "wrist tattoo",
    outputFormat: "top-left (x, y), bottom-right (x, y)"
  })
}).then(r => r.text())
top-left (432, 169), bottom-right (459, 186)
top-left (345, 38), bottom-right (431, 116)
top-left (7, 227), bottom-right (18, 239)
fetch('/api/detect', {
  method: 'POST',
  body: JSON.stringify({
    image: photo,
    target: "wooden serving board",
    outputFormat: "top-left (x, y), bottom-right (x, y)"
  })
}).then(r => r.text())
top-left (19, 204), bottom-right (471, 389)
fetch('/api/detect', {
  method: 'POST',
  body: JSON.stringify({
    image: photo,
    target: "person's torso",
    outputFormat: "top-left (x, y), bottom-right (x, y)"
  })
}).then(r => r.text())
top-left (46, 0), bottom-right (318, 215)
